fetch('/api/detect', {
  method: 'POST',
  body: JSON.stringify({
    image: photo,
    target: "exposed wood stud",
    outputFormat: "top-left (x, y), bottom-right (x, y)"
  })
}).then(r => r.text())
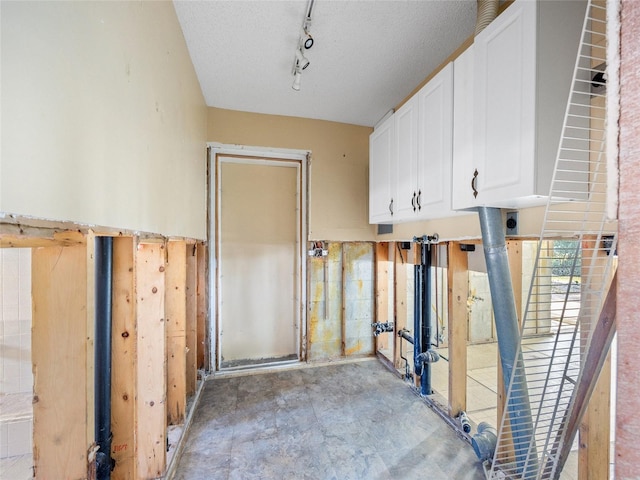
top-left (135, 242), bottom-right (167, 478)
top-left (185, 241), bottom-right (198, 396)
top-left (165, 241), bottom-right (187, 426)
top-left (341, 243), bottom-right (347, 357)
top-left (577, 238), bottom-right (613, 480)
top-left (111, 237), bottom-right (137, 480)
top-left (375, 242), bottom-right (391, 360)
top-left (32, 245), bottom-right (88, 479)
top-left (196, 242), bottom-right (207, 370)
top-left (447, 241), bottom-right (468, 418)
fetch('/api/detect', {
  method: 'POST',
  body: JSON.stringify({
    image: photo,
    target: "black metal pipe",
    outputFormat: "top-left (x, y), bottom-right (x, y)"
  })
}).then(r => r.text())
top-left (95, 237), bottom-right (114, 479)
top-left (398, 328), bottom-right (414, 345)
top-left (420, 242), bottom-right (432, 396)
top-left (413, 264), bottom-right (422, 378)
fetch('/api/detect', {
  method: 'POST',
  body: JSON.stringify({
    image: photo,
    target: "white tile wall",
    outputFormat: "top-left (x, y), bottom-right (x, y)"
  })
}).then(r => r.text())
top-left (0, 249), bottom-right (33, 459)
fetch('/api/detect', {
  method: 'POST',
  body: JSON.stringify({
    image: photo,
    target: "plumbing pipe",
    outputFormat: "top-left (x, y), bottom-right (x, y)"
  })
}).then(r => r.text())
top-left (459, 411), bottom-right (472, 434)
top-left (472, 422), bottom-right (498, 461)
top-left (420, 240), bottom-right (432, 396)
top-left (398, 328), bottom-right (414, 345)
top-left (475, 0), bottom-right (499, 36)
top-left (477, 207), bottom-right (538, 473)
top-left (372, 321), bottom-right (394, 337)
top-left (416, 350), bottom-right (439, 364)
top-left (398, 329), bottom-right (412, 380)
top-left (413, 264), bottom-right (423, 377)
top-left (95, 236), bottom-right (114, 478)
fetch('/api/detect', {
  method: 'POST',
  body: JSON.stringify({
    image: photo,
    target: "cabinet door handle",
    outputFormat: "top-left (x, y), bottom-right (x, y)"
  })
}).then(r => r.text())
top-left (471, 169), bottom-right (479, 198)
top-left (389, 198), bottom-right (394, 216)
top-left (417, 190), bottom-right (422, 211)
top-left (411, 192), bottom-right (417, 212)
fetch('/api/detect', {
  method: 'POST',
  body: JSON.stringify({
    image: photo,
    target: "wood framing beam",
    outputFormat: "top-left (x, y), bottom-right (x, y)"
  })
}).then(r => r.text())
top-left (32, 244), bottom-right (89, 479)
top-left (135, 242), bottom-right (167, 478)
top-left (0, 215), bottom-right (172, 246)
top-left (374, 242), bottom-right (391, 360)
top-left (111, 237), bottom-right (137, 480)
top-left (86, 232), bottom-right (96, 460)
top-left (393, 243), bottom-right (410, 372)
top-left (0, 228), bottom-right (86, 248)
top-left (341, 243), bottom-right (347, 357)
top-left (577, 236), bottom-right (613, 480)
top-left (554, 271), bottom-right (616, 477)
top-left (166, 241), bottom-right (187, 426)
top-left (185, 242), bottom-right (198, 396)
top-left (447, 242), bottom-right (468, 417)
top-left (196, 242), bottom-right (207, 370)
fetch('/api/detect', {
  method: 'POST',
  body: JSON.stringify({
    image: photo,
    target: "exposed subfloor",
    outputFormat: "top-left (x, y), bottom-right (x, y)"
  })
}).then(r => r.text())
top-left (173, 358), bottom-right (486, 480)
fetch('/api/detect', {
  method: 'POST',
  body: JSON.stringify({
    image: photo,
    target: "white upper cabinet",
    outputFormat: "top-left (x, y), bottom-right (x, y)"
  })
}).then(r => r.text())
top-left (369, 113), bottom-right (396, 224)
top-left (452, 0), bottom-right (587, 210)
top-left (387, 63), bottom-right (455, 223)
top-left (393, 93), bottom-right (419, 221)
top-left (452, 44), bottom-right (476, 211)
top-left (416, 62), bottom-right (454, 218)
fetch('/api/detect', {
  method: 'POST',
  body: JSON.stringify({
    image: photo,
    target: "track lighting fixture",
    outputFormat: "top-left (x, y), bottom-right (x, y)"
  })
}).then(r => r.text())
top-left (292, 69), bottom-right (302, 91)
top-left (302, 28), bottom-right (313, 50)
top-left (291, 0), bottom-right (315, 92)
top-left (295, 49), bottom-right (310, 70)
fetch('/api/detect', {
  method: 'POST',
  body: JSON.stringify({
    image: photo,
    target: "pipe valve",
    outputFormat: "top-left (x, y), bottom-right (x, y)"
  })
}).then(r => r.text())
top-left (371, 321), bottom-right (394, 337)
top-left (412, 233), bottom-right (439, 244)
top-left (458, 411), bottom-right (471, 434)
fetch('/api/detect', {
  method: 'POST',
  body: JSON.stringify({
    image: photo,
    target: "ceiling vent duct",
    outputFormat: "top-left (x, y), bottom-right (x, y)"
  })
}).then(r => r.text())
top-left (475, 0), bottom-right (499, 36)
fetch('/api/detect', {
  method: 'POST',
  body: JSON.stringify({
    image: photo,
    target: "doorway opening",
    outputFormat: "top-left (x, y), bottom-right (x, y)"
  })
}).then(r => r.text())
top-left (210, 146), bottom-right (308, 372)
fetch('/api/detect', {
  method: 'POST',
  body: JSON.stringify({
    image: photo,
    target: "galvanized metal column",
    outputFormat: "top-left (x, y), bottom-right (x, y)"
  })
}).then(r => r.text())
top-left (477, 207), bottom-right (538, 474)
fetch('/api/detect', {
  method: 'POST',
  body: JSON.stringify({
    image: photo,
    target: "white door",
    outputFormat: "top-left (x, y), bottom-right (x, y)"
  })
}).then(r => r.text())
top-left (218, 157), bottom-right (301, 368)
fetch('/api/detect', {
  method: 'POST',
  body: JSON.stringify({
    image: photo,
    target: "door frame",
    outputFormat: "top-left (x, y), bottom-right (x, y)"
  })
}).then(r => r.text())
top-left (208, 143), bottom-right (309, 372)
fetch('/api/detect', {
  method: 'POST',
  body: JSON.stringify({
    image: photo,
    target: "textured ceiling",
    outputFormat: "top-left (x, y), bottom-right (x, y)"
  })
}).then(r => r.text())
top-left (173, 0), bottom-right (477, 127)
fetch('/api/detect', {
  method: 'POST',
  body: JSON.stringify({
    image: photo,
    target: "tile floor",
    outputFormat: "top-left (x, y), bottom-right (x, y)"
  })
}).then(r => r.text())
top-left (173, 359), bottom-right (486, 480)
top-left (429, 337), bottom-right (616, 480)
top-left (0, 393), bottom-right (33, 480)
top-left (0, 454), bottom-right (32, 479)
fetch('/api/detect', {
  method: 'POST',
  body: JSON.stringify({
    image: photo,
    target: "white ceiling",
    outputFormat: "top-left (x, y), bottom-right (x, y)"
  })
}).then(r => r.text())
top-left (173, 0), bottom-right (478, 127)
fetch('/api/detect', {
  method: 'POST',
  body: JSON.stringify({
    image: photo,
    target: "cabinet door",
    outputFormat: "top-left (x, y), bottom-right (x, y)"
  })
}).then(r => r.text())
top-left (473, 0), bottom-right (536, 205)
top-left (452, 45), bottom-right (476, 210)
top-left (416, 62), bottom-right (453, 219)
top-left (369, 114), bottom-right (396, 224)
top-left (394, 96), bottom-right (419, 221)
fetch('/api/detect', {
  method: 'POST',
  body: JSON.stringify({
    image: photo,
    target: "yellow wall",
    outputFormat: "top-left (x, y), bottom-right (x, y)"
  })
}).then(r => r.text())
top-left (208, 107), bottom-right (375, 241)
top-left (384, 206), bottom-right (546, 242)
top-left (207, 108), bottom-right (548, 243)
top-left (1, 1), bottom-right (207, 239)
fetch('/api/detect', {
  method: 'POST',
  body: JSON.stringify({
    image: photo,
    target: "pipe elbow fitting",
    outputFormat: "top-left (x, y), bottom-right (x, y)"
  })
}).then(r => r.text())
top-left (416, 350), bottom-right (440, 364)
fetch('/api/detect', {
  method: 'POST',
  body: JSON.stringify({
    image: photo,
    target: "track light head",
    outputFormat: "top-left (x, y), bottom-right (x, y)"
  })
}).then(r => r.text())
top-left (295, 49), bottom-right (310, 70)
top-left (292, 71), bottom-right (302, 91)
top-left (303, 32), bottom-right (314, 49)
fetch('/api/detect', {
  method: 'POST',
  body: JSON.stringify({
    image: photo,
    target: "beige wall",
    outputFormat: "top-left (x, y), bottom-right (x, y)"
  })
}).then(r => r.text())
top-left (208, 107), bottom-right (374, 241)
top-left (207, 105), bottom-right (549, 242)
top-left (385, 206), bottom-right (547, 242)
top-left (1, 1), bottom-right (207, 239)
